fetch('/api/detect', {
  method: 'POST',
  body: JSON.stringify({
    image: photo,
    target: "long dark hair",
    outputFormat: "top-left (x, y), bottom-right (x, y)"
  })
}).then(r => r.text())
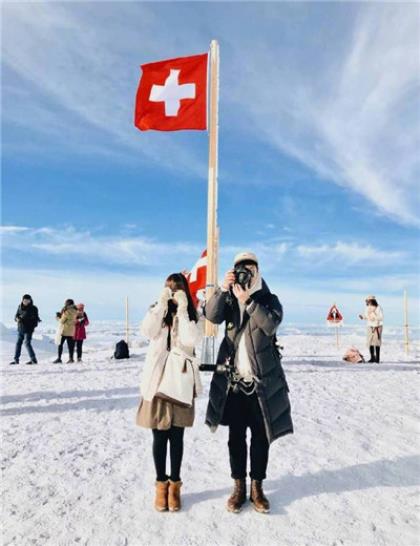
top-left (367, 298), bottom-right (378, 307)
top-left (163, 273), bottom-right (198, 328)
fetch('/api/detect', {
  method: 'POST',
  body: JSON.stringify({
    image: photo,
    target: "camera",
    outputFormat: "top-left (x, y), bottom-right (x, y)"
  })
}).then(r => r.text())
top-left (234, 264), bottom-right (253, 289)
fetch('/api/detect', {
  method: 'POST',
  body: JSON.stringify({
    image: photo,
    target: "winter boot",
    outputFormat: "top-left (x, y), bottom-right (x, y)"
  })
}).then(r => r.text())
top-left (154, 480), bottom-right (169, 512)
top-left (77, 357), bottom-right (82, 363)
top-left (368, 346), bottom-right (375, 363)
top-left (250, 480), bottom-right (270, 513)
top-left (53, 358), bottom-right (62, 364)
top-left (168, 480), bottom-right (182, 512)
top-left (67, 358), bottom-right (75, 364)
top-left (227, 479), bottom-right (247, 513)
top-left (25, 360), bottom-right (38, 365)
top-left (9, 360), bottom-right (19, 365)
top-left (375, 346), bottom-right (381, 363)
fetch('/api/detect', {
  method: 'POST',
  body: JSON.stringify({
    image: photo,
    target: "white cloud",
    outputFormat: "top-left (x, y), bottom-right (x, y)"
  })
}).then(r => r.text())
top-left (223, 4), bottom-right (420, 226)
top-left (1, 3), bottom-right (207, 177)
top-left (1, 225), bottom-right (201, 267)
top-left (3, 3), bottom-right (419, 227)
top-left (0, 226), bottom-right (30, 233)
top-left (2, 224), bottom-right (410, 276)
top-left (296, 241), bottom-right (405, 265)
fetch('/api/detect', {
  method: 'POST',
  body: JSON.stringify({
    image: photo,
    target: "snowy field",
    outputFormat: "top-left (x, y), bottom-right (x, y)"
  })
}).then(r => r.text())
top-left (1, 322), bottom-right (419, 546)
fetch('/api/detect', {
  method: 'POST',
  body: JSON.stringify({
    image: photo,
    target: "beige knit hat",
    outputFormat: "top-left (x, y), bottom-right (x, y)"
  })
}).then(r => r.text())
top-left (234, 251), bottom-right (259, 267)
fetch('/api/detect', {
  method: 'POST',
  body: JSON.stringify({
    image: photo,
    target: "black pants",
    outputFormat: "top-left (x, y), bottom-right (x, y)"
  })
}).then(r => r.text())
top-left (152, 426), bottom-right (184, 482)
top-left (225, 390), bottom-right (270, 481)
top-left (58, 336), bottom-right (75, 360)
top-left (76, 340), bottom-right (84, 359)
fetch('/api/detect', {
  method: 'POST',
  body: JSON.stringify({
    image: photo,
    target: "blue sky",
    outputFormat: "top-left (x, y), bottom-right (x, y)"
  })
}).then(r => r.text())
top-left (1, 1), bottom-right (419, 326)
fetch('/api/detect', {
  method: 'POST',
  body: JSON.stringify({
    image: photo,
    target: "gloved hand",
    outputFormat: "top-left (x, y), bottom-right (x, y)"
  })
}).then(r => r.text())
top-left (173, 290), bottom-right (188, 311)
top-left (159, 286), bottom-right (173, 305)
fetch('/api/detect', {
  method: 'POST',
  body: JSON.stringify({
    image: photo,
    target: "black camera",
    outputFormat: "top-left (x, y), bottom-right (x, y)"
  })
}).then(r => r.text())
top-left (234, 264), bottom-right (253, 288)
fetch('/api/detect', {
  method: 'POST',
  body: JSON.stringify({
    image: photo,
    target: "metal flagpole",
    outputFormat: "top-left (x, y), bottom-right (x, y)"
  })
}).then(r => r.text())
top-left (403, 289), bottom-right (409, 355)
top-left (125, 296), bottom-right (129, 346)
top-left (202, 39), bottom-right (220, 365)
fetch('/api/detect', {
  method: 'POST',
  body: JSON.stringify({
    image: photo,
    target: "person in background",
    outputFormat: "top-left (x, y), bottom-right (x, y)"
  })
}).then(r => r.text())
top-left (136, 273), bottom-right (202, 513)
top-left (10, 294), bottom-right (41, 365)
top-left (74, 303), bottom-right (89, 362)
top-left (359, 296), bottom-right (384, 363)
top-left (53, 299), bottom-right (78, 364)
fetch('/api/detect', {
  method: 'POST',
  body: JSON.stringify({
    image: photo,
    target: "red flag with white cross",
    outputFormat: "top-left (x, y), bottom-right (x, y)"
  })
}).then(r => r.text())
top-left (186, 249), bottom-right (207, 308)
top-left (134, 53), bottom-right (208, 131)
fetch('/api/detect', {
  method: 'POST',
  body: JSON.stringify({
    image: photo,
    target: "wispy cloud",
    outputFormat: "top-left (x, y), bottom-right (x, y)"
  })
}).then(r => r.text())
top-left (0, 225), bottom-right (201, 267)
top-left (296, 241), bottom-right (405, 265)
top-left (2, 3), bottom-right (207, 176)
top-left (2, 225), bottom-right (410, 274)
top-left (223, 4), bottom-right (420, 226)
top-left (2, 3), bottom-right (419, 226)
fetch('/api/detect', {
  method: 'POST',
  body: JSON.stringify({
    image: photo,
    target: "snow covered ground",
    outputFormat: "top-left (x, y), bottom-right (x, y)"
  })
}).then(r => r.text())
top-left (1, 322), bottom-right (419, 546)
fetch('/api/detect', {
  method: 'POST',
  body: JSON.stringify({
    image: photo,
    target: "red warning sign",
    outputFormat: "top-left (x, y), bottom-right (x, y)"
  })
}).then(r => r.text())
top-left (327, 304), bottom-right (343, 324)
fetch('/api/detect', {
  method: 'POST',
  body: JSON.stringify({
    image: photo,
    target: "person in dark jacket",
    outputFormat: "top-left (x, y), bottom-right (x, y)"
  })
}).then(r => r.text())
top-left (204, 252), bottom-right (293, 514)
top-left (10, 294), bottom-right (41, 365)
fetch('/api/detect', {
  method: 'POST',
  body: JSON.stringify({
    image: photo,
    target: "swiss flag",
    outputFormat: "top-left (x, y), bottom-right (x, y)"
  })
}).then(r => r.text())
top-left (134, 53), bottom-right (208, 131)
top-left (186, 249), bottom-right (207, 308)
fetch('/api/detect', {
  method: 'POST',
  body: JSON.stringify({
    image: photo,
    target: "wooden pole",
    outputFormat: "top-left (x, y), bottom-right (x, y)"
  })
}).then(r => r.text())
top-left (125, 296), bottom-right (129, 345)
top-left (403, 289), bottom-right (409, 355)
top-left (204, 39), bottom-right (219, 339)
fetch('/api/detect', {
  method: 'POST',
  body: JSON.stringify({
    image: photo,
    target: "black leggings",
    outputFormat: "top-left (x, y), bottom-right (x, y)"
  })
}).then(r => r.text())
top-left (58, 336), bottom-right (75, 359)
top-left (152, 426), bottom-right (184, 482)
top-left (76, 340), bottom-right (84, 359)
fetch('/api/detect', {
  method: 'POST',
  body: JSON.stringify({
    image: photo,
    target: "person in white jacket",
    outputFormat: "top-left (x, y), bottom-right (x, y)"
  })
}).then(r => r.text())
top-left (136, 273), bottom-right (202, 512)
top-left (359, 296), bottom-right (384, 363)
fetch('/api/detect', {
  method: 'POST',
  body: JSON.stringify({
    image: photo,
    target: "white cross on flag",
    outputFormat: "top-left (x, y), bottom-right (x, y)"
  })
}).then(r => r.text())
top-left (134, 53), bottom-right (208, 131)
top-left (186, 249), bottom-right (207, 308)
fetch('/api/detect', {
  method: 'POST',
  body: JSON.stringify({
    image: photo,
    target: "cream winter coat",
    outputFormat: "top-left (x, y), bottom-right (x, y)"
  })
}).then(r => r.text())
top-left (140, 295), bottom-right (203, 403)
top-left (362, 305), bottom-right (384, 327)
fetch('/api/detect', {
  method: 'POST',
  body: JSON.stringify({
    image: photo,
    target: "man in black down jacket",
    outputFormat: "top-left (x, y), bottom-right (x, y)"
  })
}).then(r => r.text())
top-left (204, 252), bottom-right (293, 514)
top-left (10, 294), bottom-right (41, 365)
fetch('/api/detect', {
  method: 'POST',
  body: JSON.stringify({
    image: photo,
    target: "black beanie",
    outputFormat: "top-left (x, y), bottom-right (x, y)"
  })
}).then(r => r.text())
top-left (22, 294), bottom-right (32, 300)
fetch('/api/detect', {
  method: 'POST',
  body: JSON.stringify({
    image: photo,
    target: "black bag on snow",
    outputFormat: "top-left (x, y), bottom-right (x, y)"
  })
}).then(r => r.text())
top-left (114, 340), bottom-right (129, 360)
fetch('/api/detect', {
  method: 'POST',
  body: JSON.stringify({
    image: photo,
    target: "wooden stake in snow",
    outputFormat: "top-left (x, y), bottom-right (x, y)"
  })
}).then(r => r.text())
top-left (125, 296), bottom-right (129, 346)
top-left (403, 289), bottom-right (409, 355)
top-left (202, 40), bottom-right (220, 365)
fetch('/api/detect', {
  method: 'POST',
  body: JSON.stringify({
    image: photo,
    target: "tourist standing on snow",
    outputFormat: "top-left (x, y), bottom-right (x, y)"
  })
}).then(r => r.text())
top-left (204, 252), bottom-right (293, 514)
top-left (136, 273), bottom-right (202, 513)
top-left (359, 296), bottom-right (384, 363)
top-left (53, 299), bottom-right (78, 364)
top-left (10, 294), bottom-right (41, 365)
top-left (74, 303), bottom-right (89, 362)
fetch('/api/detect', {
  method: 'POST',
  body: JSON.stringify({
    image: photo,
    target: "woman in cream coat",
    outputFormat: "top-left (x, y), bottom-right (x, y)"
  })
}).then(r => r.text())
top-left (359, 296), bottom-right (384, 363)
top-left (137, 273), bottom-right (202, 512)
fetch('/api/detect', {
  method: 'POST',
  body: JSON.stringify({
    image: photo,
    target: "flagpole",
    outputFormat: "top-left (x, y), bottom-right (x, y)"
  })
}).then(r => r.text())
top-left (403, 289), bottom-right (409, 355)
top-left (125, 296), bottom-right (129, 346)
top-left (202, 39), bottom-right (219, 363)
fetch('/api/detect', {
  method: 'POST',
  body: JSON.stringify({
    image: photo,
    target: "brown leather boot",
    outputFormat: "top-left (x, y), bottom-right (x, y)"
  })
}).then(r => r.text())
top-left (154, 480), bottom-right (169, 512)
top-left (227, 479), bottom-right (247, 513)
top-left (168, 480), bottom-right (182, 512)
top-left (250, 480), bottom-right (270, 513)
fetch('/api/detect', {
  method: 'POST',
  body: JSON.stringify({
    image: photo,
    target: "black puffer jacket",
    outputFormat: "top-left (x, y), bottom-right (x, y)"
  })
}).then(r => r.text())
top-left (15, 303), bottom-right (40, 333)
top-left (204, 280), bottom-right (293, 443)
